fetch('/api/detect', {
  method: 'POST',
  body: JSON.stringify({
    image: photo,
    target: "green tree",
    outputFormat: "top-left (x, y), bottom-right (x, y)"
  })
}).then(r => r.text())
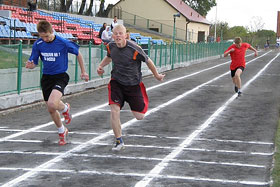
top-left (184, 0), bottom-right (216, 17)
top-left (228, 26), bottom-right (249, 40)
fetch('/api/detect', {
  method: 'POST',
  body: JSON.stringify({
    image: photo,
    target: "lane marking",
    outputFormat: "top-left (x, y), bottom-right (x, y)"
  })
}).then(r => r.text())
top-left (0, 129), bottom-right (274, 145)
top-left (1, 140), bottom-right (274, 156)
top-left (2, 52), bottom-right (272, 186)
top-left (0, 52), bottom-right (267, 143)
top-left (134, 52), bottom-right (279, 187)
top-left (0, 167), bottom-right (270, 186)
top-left (0, 151), bottom-right (266, 168)
top-left (196, 138), bottom-right (273, 145)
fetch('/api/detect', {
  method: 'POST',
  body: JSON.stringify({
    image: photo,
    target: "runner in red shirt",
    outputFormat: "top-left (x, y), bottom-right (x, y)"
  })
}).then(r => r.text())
top-left (224, 37), bottom-right (258, 97)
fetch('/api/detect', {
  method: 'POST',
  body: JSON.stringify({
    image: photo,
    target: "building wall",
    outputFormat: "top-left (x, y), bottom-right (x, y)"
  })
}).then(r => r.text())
top-left (277, 11), bottom-right (280, 38)
top-left (112, 0), bottom-right (209, 43)
top-left (1, 0), bottom-right (28, 8)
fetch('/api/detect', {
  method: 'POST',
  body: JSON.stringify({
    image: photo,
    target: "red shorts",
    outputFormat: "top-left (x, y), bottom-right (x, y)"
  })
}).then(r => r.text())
top-left (108, 79), bottom-right (149, 113)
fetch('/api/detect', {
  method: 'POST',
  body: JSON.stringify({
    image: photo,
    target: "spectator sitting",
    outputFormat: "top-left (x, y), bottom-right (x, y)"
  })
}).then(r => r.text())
top-left (98, 23), bottom-right (107, 39)
top-left (101, 26), bottom-right (112, 43)
top-left (126, 29), bottom-right (136, 42)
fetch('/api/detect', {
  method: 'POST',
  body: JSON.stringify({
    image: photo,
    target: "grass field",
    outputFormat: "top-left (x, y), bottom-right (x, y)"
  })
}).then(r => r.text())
top-left (0, 48), bottom-right (30, 69)
top-left (272, 119), bottom-right (280, 187)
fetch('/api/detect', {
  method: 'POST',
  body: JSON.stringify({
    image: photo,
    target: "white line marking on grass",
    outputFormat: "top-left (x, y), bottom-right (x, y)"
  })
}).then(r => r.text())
top-left (134, 52), bottom-right (278, 187)
top-left (0, 167), bottom-right (269, 186)
top-left (1, 52), bottom-right (271, 187)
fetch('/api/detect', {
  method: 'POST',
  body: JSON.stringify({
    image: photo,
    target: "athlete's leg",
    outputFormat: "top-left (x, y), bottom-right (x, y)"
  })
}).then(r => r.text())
top-left (132, 111), bottom-right (145, 120)
top-left (110, 104), bottom-right (122, 138)
top-left (233, 68), bottom-right (243, 89)
top-left (47, 89), bottom-right (65, 128)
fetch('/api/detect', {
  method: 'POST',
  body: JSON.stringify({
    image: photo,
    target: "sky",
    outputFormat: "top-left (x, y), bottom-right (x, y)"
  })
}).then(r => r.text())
top-left (104, 0), bottom-right (279, 32)
top-left (206, 0), bottom-right (279, 32)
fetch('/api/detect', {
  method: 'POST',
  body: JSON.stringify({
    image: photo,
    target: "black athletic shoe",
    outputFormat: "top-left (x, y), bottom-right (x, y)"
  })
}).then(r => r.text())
top-left (234, 86), bottom-right (238, 93)
top-left (238, 91), bottom-right (242, 97)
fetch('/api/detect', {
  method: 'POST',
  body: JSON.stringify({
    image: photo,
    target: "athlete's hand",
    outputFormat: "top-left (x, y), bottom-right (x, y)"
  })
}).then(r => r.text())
top-left (230, 48), bottom-right (235, 52)
top-left (25, 60), bottom-right (36, 69)
top-left (97, 66), bottom-right (105, 76)
top-left (254, 51), bottom-right (258, 57)
top-left (155, 73), bottom-right (165, 81)
top-left (81, 72), bottom-right (89, 82)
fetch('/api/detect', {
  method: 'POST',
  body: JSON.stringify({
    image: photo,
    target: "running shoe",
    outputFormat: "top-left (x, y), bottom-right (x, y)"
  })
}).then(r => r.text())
top-left (62, 103), bottom-right (72, 125)
top-left (58, 128), bottom-right (68, 145)
top-left (234, 86), bottom-right (238, 93)
top-left (112, 140), bottom-right (125, 151)
top-left (238, 91), bottom-right (242, 97)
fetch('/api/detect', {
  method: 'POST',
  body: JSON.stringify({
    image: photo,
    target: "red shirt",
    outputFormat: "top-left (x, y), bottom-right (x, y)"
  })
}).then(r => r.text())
top-left (224, 43), bottom-right (250, 70)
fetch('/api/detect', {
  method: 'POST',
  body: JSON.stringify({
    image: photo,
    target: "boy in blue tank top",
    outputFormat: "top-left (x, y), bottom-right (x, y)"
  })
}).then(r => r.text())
top-left (25, 20), bottom-right (89, 145)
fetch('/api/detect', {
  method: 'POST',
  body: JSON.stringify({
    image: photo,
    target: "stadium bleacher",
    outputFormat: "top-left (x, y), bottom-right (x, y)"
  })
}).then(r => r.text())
top-left (0, 4), bottom-right (165, 46)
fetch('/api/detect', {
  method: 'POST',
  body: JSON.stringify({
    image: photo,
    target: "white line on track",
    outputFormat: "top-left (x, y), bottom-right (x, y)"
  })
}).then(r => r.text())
top-left (0, 52), bottom-right (260, 143)
top-left (0, 128), bottom-right (274, 145)
top-left (134, 52), bottom-right (279, 187)
top-left (1, 51), bottom-right (272, 186)
top-left (196, 138), bottom-right (273, 145)
top-left (0, 140), bottom-right (274, 156)
top-left (0, 151), bottom-right (266, 168)
top-left (0, 167), bottom-right (270, 186)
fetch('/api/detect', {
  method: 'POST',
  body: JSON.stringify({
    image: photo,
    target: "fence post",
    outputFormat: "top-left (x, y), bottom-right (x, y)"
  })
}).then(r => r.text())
top-left (154, 43), bottom-right (157, 66)
top-left (159, 43), bottom-right (162, 67)
top-left (89, 41), bottom-right (92, 80)
top-left (17, 40), bottom-right (23, 94)
top-left (75, 41), bottom-right (79, 84)
top-left (133, 15), bottom-right (136, 25)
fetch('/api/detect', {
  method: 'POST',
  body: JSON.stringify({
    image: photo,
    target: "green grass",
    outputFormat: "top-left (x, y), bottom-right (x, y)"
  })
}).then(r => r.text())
top-left (272, 119), bottom-right (280, 187)
top-left (0, 49), bottom-right (29, 69)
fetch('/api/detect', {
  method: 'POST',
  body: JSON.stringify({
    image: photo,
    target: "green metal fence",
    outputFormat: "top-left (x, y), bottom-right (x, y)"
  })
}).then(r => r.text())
top-left (0, 41), bottom-right (231, 96)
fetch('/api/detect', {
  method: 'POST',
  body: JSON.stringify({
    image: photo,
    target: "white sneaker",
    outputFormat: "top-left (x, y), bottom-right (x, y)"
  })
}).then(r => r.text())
top-left (112, 140), bottom-right (125, 151)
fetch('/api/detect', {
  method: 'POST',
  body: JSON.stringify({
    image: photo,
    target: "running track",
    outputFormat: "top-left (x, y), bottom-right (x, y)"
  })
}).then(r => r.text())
top-left (0, 50), bottom-right (279, 187)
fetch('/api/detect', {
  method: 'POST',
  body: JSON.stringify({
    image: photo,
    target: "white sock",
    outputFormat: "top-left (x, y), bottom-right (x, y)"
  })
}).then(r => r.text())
top-left (58, 125), bottom-right (65, 134)
top-left (61, 104), bottom-right (68, 113)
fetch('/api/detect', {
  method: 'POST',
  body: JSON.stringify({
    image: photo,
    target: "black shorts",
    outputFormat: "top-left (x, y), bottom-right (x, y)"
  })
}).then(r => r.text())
top-left (108, 79), bottom-right (149, 114)
top-left (231, 66), bottom-right (244, 77)
top-left (41, 73), bottom-right (69, 101)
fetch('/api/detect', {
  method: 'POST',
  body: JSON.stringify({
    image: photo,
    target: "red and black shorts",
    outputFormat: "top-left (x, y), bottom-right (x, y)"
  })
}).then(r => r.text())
top-left (108, 79), bottom-right (149, 114)
top-left (41, 72), bottom-right (69, 101)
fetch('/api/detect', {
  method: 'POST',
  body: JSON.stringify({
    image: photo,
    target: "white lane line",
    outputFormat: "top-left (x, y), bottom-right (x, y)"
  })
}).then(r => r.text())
top-left (0, 52), bottom-right (267, 143)
top-left (0, 128), bottom-right (274, 145)
top-left (0, 151), bottom-right (266, 168)
top-left (134, 52), bottom-right (279, 187)
top-left (2, 52), bottom-right (271, 186)
top-left (196, 138), bottom-right (273, 145)
top-left (1, 140), bottom-right (274, 156)
top-left (0, 58), bottom-right (233, 142)
top-left (0, 167), bottom-right (269, 186)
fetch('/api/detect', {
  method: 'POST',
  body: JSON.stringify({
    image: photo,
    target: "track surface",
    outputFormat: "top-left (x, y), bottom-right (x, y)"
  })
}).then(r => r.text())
top-left (0, 50), bottom-right (280, 187)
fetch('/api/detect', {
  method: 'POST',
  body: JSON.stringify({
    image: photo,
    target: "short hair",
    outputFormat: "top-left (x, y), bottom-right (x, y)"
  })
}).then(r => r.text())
top-left (112, 24), bottom-right (126, 33)
top-left (234, 37), bottom-right (242, 44)
top-left (37, 20), bottom-right (53, 33)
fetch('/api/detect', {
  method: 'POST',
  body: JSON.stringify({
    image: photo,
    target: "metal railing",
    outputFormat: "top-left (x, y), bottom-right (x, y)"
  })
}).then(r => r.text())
top-left (0, 41), bottom-right (231, 96)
